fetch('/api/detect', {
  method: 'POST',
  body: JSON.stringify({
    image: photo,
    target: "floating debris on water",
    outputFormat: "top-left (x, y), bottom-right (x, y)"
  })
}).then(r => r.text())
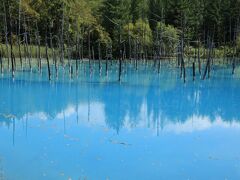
top-left (109, 139), bottom-right (132, 146)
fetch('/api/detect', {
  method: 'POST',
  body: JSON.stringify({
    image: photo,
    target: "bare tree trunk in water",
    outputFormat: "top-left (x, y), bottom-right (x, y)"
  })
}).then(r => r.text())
top-left (5, 0), bottom-right (15, 78)
top-left (98, 41), bottom-right (101, 72)
top-left (75, 29), bottom-right (79, 75)
top-left (60, 3), bottom-right (65, 64)
top-left (45, 34), bottom-right (51, 81)
top-left (0, 45), bottom-right (3, 74)
top-left (18, 0), bottom-right (22, 69)
top-left (88, 30), bottom-right (91, 71)
top-left (36, 23), bottom-right (41, 72)
top-left (24, 15), bottom-right (31, 71)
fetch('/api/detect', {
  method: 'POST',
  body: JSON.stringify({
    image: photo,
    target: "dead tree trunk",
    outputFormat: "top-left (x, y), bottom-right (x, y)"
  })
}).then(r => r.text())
top-left (5, 1), bottom-right (15, 78)
top-left (98, 41), bottom-right (101, 73)
top-left (60, 3), bottom-right (65, 64)
top-left (232, 48), bottom-right (236, 75)
top-left (45, 35), bottom-right (51, 81)
top-left (0, 47), bottom-right (3, 74)
top-left (18, 0), bottom-right (22, 69)
top-left (23, 15), bottom-right (32, 71)
top-left (67, 33), bottom-right (71, 78)
top-left (66, 20), bottom-right (71, 76)
top-left (193, 62), bottom-right (196, 81)
top-left (118, 28), bottom-right (122, 82)
top-left (203, 37), bottom-right (212, 80)
top-left (37, 26), bottom-right (42, 72)
top-left (128, 24), bottom-right (131, 60)
top-left (75, 30), bottom-right (80, 75)
top-left (88, 30), bottom-right (91, 71)
top-left (197, 39), bottom-right (201, 75)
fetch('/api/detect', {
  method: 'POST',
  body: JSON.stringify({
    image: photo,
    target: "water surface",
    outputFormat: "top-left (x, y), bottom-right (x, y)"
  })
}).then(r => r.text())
top-left (0, 61), bottom-right (240, 180)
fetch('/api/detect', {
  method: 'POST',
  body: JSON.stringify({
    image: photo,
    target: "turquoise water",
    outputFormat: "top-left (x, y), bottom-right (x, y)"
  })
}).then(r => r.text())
top-left (0, 61), bottom-right (240, 180)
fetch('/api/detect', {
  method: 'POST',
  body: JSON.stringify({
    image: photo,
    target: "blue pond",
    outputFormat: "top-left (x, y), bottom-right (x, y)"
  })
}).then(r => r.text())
top-left (0, 61), bottom-right (240, 180)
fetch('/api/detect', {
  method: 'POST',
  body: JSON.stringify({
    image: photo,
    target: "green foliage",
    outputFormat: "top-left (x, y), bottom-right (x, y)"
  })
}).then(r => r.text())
top-left (130, 0), bottom-right (148, 23)
top-left (156, 22), bottom-right (179, 54)
top-left (123, 19), bottom-right (152, 47)
top-left (21, 0), bottom-right (40, 18)
top-left (148, 0), bottom-right (165, 31)
top-left (0, 0), bottom-right (239, 58)
top-left (237, 35), bottom-right (240, 54)
top-left (165, 0), bottom-right (190, 28)
top-left (101, 0), bottom-right (130, 37)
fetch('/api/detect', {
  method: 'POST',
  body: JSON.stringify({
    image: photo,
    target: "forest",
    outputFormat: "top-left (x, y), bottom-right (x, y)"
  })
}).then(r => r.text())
top-left (0, 0), bottom-right (240, 68)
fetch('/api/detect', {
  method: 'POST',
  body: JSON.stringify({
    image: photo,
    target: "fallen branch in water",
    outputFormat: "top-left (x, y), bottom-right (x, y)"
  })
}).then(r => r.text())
top-left (109, 139), bottom-right (132, 146)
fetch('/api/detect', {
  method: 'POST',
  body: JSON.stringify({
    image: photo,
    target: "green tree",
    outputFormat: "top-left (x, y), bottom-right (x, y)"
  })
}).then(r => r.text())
top-left (101, 0), bottom-right (131, 56)
top-left (101, 0), bottom-right (130, 37)
top-left (156, 22), bottom-right (179, 54)
top-left (237, 34), bottom-right (240, 54)
top-left (148, 0), bottom-right (165, 31)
